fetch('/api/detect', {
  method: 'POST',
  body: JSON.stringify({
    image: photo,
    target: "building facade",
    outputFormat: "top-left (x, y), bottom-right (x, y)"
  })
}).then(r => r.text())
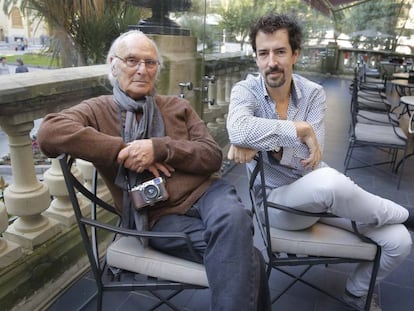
top-left (0, 1), bottom-right (48, 47)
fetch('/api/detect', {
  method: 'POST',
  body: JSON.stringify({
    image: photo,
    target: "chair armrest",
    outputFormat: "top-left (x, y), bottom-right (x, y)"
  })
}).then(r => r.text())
top-left (249, 152), bottom-right (377, 246)
top-left (80, 217), bottom-right (203, 263)
top-left (266, 201), bottom-right (337, 218)
top-left (58, 153), bottom-right (203, 264)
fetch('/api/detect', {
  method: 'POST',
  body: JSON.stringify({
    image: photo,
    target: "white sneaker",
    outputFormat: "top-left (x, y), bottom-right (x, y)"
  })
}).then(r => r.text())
top-left (342, 290), bottom-right (382, 311)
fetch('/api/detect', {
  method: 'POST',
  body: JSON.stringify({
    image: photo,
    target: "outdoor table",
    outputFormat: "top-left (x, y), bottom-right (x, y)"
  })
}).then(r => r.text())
top-left (381, 61), bottom-right (410, 73)
top-left (392, 72), bottom-right (409, 80)
top-left (390, 79), bottom-right (414, 97)
top-left (400, 96), bottom-right (414, 117)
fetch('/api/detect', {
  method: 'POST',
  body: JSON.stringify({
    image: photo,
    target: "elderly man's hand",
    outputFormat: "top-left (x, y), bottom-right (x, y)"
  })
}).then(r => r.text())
top-left (117, 139), bottom-right (174, 176)
top-left (227, 145), bottom-right (257, 163)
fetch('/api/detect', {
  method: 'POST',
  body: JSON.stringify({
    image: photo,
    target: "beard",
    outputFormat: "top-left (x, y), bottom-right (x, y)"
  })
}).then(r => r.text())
top-left (264, 66), bottom-right (286, 88)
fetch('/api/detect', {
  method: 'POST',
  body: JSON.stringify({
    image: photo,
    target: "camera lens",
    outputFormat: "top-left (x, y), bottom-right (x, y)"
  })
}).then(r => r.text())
top-left (143, 184), bottom-right (159, 200)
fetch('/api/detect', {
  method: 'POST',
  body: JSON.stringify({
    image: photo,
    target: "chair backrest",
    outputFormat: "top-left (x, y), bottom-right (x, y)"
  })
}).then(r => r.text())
top-left (58, 153), bottom-right (208, 310)
top-left (248, 152), bottom-right (342, 263)
top-left (248, 152), bottom-right (382, 310)
top-left (58, 153), bottom-right (120, 280)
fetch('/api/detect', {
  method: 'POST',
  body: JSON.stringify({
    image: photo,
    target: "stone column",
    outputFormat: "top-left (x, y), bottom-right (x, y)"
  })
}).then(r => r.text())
top-left (43, 158), bottom-right (88, 227)
top-left (151, 34), bottom-right (203, 117)
top-left (0, 202), bottom-right (22, 268)
top-left (0, 120), bottom-right (61, 250)
top-left (216, 75), bottom-right (229, 115)
top-left (76, 159), bottom-right (112, 203)
top-left (216, 76), bottom-right (226, 105)
top-left (225, 76), bottom-right (233, 103)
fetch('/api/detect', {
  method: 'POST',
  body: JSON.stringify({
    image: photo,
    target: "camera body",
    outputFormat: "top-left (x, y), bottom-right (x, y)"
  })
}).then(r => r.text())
top-left (129, 177), bottom-right (169, 209)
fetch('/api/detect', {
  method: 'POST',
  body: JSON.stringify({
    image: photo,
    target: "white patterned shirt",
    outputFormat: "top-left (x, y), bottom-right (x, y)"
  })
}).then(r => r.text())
top-left (227, 73), bottom-right (328, 193)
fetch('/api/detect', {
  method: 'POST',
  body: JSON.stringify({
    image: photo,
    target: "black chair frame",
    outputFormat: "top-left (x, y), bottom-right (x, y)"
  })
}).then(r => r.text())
top-left (345, 71), bottom-right (409, 189)
top-left (58, 153), bottom-right (206, 311)
top-left (249, 152), bottom-right (381, 310)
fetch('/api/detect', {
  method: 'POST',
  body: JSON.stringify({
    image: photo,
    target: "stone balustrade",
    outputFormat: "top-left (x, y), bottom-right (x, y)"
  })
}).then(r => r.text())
top-left (0, 55), bottom-right (251, 310)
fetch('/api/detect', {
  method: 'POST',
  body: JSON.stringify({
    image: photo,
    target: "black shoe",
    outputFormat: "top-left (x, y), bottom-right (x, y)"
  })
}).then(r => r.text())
top-left (342, 289), bottom-right (382, 311)
top-left (403, 207), bottom-right (414, 231)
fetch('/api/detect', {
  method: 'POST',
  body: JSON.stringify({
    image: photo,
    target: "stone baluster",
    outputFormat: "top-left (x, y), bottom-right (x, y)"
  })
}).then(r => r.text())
top-left (43, 158), bottom-right (88, 227)
top-left (216, 75), bottom-right (229, 115)
top-left (0, 120), bottom-right (61, 250)
top-left (216, 75), bottom-right (226, 105)
top-left (0, 201), bottom-right (22, 268)
top-left (76, 159), bottom-right (112, 203)
top-left (225, 75), bottom-right (233, 103)
top-left (208, 78), bottom-right (217, 108)
top-left (205, 77), bottom-right (222, 137)
top-left (232, 73), bottom-right (241, 88)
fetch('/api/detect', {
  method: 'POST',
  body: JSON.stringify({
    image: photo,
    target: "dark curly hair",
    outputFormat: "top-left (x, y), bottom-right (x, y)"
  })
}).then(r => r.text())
top-left (249, 13), bottom-right (302, 54)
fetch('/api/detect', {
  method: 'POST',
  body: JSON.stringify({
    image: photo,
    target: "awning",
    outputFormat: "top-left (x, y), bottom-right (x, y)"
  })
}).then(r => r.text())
top-left (302, 0), bottom-right (374, 16)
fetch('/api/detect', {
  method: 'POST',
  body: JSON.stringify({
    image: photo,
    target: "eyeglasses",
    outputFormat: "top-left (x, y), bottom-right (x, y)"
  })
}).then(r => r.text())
top-left (114, 55), bottom-right (159, 69)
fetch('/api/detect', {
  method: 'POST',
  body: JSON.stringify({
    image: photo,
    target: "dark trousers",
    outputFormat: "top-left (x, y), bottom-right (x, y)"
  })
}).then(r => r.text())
top-left (150, 179), bottom-right (270, 311)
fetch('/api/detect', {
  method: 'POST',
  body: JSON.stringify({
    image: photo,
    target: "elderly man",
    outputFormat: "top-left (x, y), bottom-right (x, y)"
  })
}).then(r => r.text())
top-left (227, 12), bottom-right (413, 311)
top-left (37, 30), bottom-right (270, 311)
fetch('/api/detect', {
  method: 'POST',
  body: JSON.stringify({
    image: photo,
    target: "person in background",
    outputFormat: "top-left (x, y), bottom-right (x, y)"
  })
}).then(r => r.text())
top-left (226, 12), bottom-right (414, 311)
top-left (15, 58), bottom-right (29, 73)
top-left (0, 56), bottom-right (10, 75)
top-left (37, 30), bottom-right (270, 311)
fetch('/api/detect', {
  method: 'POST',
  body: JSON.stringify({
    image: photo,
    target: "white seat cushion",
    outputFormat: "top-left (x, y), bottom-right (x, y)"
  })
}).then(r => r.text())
top-left (357, 110), bottom-right (398, 125)
top-left (106, 236), bottom-right (208, 287)
top-left (355, 123), bottom-right (407, 145)
top-left (270, 222), bottom-right (377, 260)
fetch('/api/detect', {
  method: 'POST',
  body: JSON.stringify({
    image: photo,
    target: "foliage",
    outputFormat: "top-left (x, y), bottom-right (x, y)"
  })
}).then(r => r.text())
top-left (340, 0), bottom-right (412, 51)
top-left (2, 0), bottom-right (412, 63)
top-left (215, 0), bottom-right (331, 49)
top-left (17, 52), bottom-right (59, 67)
top-left (0, 176), bottom-right (8, 202)
top-left (0, 52), bottom-right (59, 67)
top-left (178, 14), bottom-right (220, 52)
top-left (2, 0), bottom-right (150, 67)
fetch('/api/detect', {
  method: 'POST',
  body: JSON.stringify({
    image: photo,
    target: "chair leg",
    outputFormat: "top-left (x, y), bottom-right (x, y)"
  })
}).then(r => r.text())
top-left (397, 157), bottom-right (406, 190)
top-left (344, 141), bottom-right (355, 172)
top-left (364, 247), bottom-right (381, 311)
top-left (150, 289), bottom-right (184, 311)
top-left (270, 266), bottom-right (312, 304)
top-left (97, 290), bottom-right (103, 311)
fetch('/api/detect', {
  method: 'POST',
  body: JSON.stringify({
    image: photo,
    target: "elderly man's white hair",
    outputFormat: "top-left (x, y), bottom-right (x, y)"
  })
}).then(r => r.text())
top-left (106, 30), bottom-right (163, 86)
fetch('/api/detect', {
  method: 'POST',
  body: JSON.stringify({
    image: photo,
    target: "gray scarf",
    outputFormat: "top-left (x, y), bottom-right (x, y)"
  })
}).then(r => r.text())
top-left (113, 82), bottom-right (165, 240)
top-left (113, 82), bottom-right (165, 142)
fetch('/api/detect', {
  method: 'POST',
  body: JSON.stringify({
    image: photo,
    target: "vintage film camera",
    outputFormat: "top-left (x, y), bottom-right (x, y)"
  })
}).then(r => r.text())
top-left (129, 177), bottom-right (169, 209)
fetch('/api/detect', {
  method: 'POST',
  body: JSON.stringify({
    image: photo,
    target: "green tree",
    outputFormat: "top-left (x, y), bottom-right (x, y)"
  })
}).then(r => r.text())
top-left (216, 0), bottom-right (330, 51)
top-left (342, 0), bottom-right (412, 51)
top-left (3, 0), bottom-right (149, 67)
top-left (216, 0), bottom-right (272, 50)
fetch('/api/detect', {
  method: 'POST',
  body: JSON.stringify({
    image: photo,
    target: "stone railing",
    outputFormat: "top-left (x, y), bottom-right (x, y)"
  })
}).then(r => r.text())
top-left (0, 55), bottom-right (252, 310)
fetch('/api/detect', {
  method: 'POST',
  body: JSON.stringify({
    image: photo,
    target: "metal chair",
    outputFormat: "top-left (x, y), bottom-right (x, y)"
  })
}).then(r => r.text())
top-left (248, 152), bottom-right (381, 311)
top-left (345, 71), bottom-right (409, 189)
top-left (58, 153), bottom-right (208, 311)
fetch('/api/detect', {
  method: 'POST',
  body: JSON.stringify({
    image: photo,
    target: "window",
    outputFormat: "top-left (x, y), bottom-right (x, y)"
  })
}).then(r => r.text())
top-left (11, 7), bottom-right (23, 29)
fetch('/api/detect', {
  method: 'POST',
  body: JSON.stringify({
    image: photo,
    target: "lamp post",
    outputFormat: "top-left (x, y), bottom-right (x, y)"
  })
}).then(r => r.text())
top-left (128, 0), bottom-right (191, 36)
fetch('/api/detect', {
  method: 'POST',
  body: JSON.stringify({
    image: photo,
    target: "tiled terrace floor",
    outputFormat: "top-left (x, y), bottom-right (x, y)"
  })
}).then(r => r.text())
top-left (46, 74), bottom-right (414, 311)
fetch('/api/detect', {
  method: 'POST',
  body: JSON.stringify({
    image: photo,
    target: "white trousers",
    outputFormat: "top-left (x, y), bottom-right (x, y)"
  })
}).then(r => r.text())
top-left (267, 167), bottom-right (412, 297)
